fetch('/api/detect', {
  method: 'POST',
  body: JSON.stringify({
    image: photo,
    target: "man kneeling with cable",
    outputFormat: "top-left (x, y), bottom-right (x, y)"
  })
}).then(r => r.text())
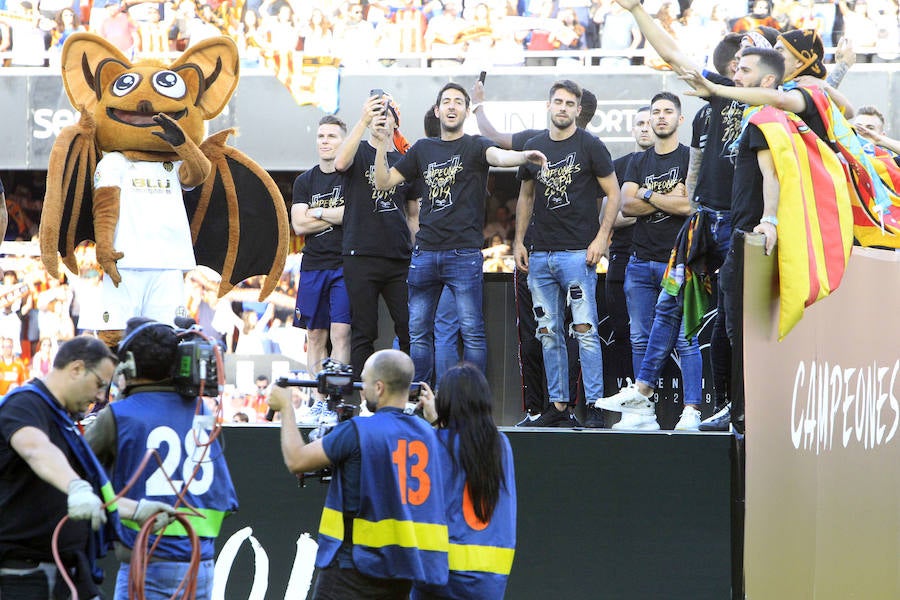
top-left (86, 318), bottom-right (238, 600)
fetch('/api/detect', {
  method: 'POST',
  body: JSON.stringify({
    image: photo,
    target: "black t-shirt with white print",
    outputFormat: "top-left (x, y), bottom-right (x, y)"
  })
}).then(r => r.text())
top-left (292, 166), bottom-right (346, 271)
top-left (393, 134), bottom-right (497, 250)
top-left (517, 128), bottom-right (615, 251)
top-left (341, 142), bottom-right (420, 260)
top-left (624, 143), bottom-right (691, 262)
top-left (694, 71), bottom-right (743, 211)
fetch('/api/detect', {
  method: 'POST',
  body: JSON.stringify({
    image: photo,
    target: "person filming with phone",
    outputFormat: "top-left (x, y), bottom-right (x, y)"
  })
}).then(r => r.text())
top-left (267, 349), bottom-right (449, 599)
top-left (334, 90), bottom-right (421, 381)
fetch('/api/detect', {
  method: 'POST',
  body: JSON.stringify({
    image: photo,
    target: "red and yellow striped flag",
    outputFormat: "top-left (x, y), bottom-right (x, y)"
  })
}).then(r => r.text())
top-left (804, 86), bottom-right (900, 248)
top-left (749, 106), bottom-right (854, 340)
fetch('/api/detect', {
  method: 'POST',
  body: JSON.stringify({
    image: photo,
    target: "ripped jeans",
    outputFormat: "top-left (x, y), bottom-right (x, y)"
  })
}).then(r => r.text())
top-left (527, 250), bottom-right (604, 402)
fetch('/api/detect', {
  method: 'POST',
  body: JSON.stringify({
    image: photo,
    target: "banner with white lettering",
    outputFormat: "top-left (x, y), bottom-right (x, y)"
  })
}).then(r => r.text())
top-left (743, 240), bottom-right (900, 598)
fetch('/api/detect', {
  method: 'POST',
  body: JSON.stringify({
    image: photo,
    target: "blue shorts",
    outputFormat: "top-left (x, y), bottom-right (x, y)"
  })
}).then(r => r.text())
top-left (294, 268), bottom-right (351, 330)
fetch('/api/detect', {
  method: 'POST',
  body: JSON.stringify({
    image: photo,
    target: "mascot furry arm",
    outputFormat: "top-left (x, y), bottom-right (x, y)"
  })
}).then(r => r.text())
top-left (40, 33), bottom-right (289, 300)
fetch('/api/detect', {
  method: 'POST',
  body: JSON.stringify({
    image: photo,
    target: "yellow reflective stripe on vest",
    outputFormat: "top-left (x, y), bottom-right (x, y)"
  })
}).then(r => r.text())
top-left (319, 506), bottom-right (345, 540)
top-left (448, 543), bottom-right (515, 575)
top-left (319, 507), bottom-right (449, 552)
top-left (122, 508), bottom-right (228, 537)
top-left (353, 517), bottom-right (448, 551)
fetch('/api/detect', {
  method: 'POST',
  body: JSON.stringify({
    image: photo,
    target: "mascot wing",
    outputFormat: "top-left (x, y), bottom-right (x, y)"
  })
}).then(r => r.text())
top-left (186, 129), bottom-right (290, 300)
top-left (40, 111), bottom-right (100, 279)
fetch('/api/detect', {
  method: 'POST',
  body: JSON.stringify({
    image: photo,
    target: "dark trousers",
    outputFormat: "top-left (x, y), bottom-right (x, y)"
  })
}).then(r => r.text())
top-left (311, 565), bottom-right (412, 600)
top-left (604, 253), bottom-right (633, 387)
top-left (342, 255), bottom-right (410, 379)
top-left (514, 267), bottom-right (580, 414)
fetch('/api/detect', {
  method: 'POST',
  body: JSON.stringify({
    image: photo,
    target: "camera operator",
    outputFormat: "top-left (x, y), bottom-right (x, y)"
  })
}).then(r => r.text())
top-left (0, 336), bottom-right (174, 600)
top-left (85, 318), bottom-right (238, 600)
top-left (267, 349), bottom-right (449, 600)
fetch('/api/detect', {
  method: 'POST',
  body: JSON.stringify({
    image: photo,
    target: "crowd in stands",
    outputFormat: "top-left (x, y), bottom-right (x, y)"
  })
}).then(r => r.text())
top-left (2, 0), bottom-right (899, 68)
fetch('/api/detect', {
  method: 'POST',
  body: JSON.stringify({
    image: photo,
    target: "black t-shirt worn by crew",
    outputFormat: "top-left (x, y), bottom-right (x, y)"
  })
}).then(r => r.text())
top-left (609, 151), bottom-right (637, 258)
top-left (694, 72), bottom-right (744, 211)
top-left (625, 143), bottom-right (691, 262)
top-left (731, 123), bottom-right (769, 233)
top-left (518, 128), bottom-right (615, 252)
top-left (0, 381), bottom-right (90, 561)
top-left (341, 142), bottom-right (421, 260)
top-left (293, 166), bottom-right (346, 271)
top-left (393, 134), bottom-right (497, 250)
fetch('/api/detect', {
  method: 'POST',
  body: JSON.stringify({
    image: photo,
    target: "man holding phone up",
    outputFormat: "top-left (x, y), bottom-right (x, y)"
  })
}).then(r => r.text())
top-left (334, 90), bottom-right (421, 380)
top-left (374, 81), bottom-right (547, 386)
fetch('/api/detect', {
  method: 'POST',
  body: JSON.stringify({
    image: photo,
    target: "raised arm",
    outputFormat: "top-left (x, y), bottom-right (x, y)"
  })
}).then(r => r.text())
top-left (681, 70), bottom-right (808, 113)
top-left (614, 0), bottom-right (696, 74)
top-left (470, 81), bottom-right (514, 150)
top-left (373, 129), bottom-right (407, 190)
top-left (335, 95), bottom-right (384, 172)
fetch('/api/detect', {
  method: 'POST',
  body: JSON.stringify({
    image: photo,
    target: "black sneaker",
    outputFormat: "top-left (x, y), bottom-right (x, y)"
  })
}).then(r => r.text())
top-left (515, 411), bottom-right (540, 427)
top-left (583, 406), bottom-right (605, 428)
top-left (530, 405), bottom-right (572, 428)
top-left (698, 403), bottom-right (731, 431)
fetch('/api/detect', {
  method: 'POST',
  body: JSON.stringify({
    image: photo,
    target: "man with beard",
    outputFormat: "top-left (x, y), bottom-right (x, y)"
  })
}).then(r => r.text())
top-left (512, 80), bottom-right (620, 428)
top-left (715, 47), bottom-right (786, 355)
top-left (374, 83), bottom-right (546, 387)
top-left (266, 349), bottom-right (449, 599)
top-left (596, 0), bottom-right (746, 430)
top-left (601, 92), bottom-right (701, 430)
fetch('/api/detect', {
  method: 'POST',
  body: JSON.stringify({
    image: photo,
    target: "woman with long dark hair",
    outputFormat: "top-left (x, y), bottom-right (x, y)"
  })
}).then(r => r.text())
top-left (412, 363), bottom-right (516, 600)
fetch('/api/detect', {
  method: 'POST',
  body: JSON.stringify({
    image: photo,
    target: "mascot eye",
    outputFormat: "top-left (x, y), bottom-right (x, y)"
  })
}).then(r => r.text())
top-left (111, 73), bottom-right (141, 97)
top-left (152, 71), bottom-right (187, 99)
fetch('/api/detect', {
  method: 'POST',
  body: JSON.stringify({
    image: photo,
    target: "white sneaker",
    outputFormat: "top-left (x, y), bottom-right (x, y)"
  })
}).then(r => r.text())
top-left (611, 412), bottom-right (660, 431)
top-left (674, 406), bottom-right (701, 431)
top-left (594, 385), bottom-right (655, 415)
top-left (298, 399), bottom-right (331, 426)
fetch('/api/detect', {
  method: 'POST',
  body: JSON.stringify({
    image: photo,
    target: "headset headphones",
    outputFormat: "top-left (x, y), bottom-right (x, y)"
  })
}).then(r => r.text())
top-left (116, 321), bottom-right (175, 380)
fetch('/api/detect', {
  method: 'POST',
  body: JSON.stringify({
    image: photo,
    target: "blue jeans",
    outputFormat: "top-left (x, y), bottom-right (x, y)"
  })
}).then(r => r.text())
top-left (625, 256), bottom-right (703, 405)
top-left (114, 559), bottom-right (214, 600)
top-left (527, 251), bottom-right (604, 402)
top-left (633, 207), bottom-right (731, 403)
top-left (408, 248), bottom-right (486, 385)
top-left (434, 286), bottom-right (460, 388)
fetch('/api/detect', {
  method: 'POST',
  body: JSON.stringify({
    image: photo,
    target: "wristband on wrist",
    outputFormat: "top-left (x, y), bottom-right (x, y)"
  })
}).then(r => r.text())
top-left (471, 103), bottom-right (483, 113)
top-left (760, 215), bottom-right (778, 226)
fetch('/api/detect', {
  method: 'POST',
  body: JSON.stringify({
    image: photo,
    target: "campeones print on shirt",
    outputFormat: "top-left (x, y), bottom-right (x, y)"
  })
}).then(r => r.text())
top-left (424, 155), bottom-right (462, 211)
top-left (310, 185), bottom-right (344, 236)
top-left (537, 152), bottom-right (581, 210)
top-left (365, 165), bottom-right (399, 213)
top-left (643, 166), bottom-right (682, 223)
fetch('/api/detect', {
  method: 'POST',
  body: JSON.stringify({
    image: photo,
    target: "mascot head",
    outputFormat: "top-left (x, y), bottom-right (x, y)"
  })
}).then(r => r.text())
top-left (60, 33), bottom-right (239, 154)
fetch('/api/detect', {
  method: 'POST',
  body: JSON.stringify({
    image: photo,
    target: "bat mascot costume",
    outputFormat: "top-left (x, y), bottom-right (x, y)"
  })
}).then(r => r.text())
top-left (40, 33), bottom-right (289, 345)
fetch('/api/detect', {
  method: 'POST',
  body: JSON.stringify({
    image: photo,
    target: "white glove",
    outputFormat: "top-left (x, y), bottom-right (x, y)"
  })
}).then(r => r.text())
top-left (67, 479), bottom-right (107, 531)
top-left (133, 499), bottom-right (179, 533)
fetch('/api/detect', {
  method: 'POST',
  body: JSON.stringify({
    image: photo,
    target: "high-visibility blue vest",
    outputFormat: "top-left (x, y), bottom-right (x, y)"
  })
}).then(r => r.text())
top-left (412, 430), bottom-right (516, 599)
top-left (316, 409), bottom-right (449, 585)
top-left (111, 391), bottom-right (238, 560)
